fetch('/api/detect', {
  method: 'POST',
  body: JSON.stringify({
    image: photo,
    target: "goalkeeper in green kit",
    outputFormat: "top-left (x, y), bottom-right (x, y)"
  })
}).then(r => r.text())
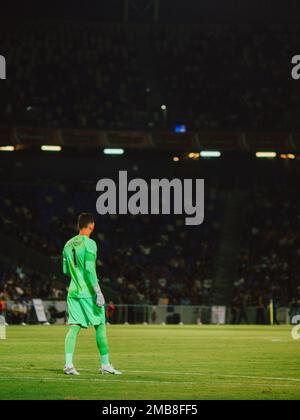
top-left (62, 213), bottom-right (122, 376)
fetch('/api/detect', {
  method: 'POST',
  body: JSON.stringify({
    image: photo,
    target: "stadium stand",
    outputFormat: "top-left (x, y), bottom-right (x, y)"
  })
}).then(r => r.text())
top-left (1, 18), bottom-right (300, 323)
top-left (0, 154), bottom-right (299, 318)
top-left (1, 22), bottom-right (300, 130)
top-left (0, 178), bottom-right (221, 306)
top-left (236, 187), bottom-right (300, 308)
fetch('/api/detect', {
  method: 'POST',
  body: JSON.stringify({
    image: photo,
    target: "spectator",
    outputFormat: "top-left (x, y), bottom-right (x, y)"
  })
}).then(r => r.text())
top-left (106, 301), bottom-right (117, 324)
top-left (237, 293), bottom-right (249, 325)
top-left (256, 295), bottom-right (265, 325)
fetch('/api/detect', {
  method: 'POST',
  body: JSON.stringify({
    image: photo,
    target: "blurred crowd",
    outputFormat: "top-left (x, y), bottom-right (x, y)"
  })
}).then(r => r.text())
top-left (0, 22), bottom-right (299, 130)
top-left (0, 22), bottom-right (144, 129)
top-left (0, 181), bottom-right (221, 306)
top-left (0, 20), bottom-right (300, 323)
top-left (0, 264), bottom-right (65, 299)
top-left (233, 187), bottom-right (300, 323)
top-left (155, 24), bottom-right (299, 130)
top-left (0, 264), bottom-right (65, 324)
top-left (1, 178), bottom-right (300, 322)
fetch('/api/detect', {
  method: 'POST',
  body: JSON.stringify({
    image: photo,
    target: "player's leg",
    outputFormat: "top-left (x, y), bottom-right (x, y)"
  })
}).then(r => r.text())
top-left (95, 323), bottom-right (110, 366)
top-left (95, 323), bottom-right (122, 375)
top-left (65, 324), bottom-right (81, 367)
top-left (77, 297), bottom-right (121, 374)
top-left (64, 324), bottom-right (81, 374)
top-left (95, 324), bottom-right (122, 375)
top-left (64, 297), bottom-right (87, 375)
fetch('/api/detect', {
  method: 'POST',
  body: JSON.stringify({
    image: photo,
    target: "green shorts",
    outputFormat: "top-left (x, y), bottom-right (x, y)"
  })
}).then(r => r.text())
top-left (67, 297), bottom-right (106, 329)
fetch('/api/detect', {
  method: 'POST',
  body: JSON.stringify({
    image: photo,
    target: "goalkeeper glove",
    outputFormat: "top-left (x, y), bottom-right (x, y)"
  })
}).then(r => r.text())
top-left (94, 284), bottom-right (105, 307)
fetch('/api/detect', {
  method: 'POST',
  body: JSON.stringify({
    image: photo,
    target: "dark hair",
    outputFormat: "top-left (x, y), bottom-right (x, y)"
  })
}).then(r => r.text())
top-left (77, 213), bottom-right (95, 230)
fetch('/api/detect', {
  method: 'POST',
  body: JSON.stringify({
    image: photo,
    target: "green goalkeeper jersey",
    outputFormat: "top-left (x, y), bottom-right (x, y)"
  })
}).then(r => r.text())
top-left (63, 235), bottom-right (99, 299)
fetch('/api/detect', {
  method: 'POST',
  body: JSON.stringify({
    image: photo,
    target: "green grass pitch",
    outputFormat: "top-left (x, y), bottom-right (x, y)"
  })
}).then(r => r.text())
top-left (0, 324), bottom-right (300, 400)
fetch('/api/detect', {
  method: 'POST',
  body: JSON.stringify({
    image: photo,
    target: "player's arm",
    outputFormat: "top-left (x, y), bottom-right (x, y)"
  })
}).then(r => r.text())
top-left (85, 241), bottom-right (105, 307)
top-left (62, 249), bottom-right (70, 277)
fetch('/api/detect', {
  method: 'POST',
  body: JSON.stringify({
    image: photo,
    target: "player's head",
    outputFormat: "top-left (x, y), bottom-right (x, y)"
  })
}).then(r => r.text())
top-left (77, 212), bottom-right (95, 236)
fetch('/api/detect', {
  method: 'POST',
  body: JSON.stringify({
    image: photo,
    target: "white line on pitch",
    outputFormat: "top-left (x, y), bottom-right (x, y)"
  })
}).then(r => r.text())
top-left (0, 366), bottom-right (299, 384)
top-left (123, 370), bottom-right (300, 383)
top-left (0, 375), bottom-right (291, 388)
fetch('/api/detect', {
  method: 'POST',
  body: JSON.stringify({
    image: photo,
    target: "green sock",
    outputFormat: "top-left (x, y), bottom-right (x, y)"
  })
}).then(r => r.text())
top-left (95, 324), bottom-right (110, 366)
top-left (65, 325), bottom-right (81, 367)
top-left (66, 353), bottom-right (73, 367)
